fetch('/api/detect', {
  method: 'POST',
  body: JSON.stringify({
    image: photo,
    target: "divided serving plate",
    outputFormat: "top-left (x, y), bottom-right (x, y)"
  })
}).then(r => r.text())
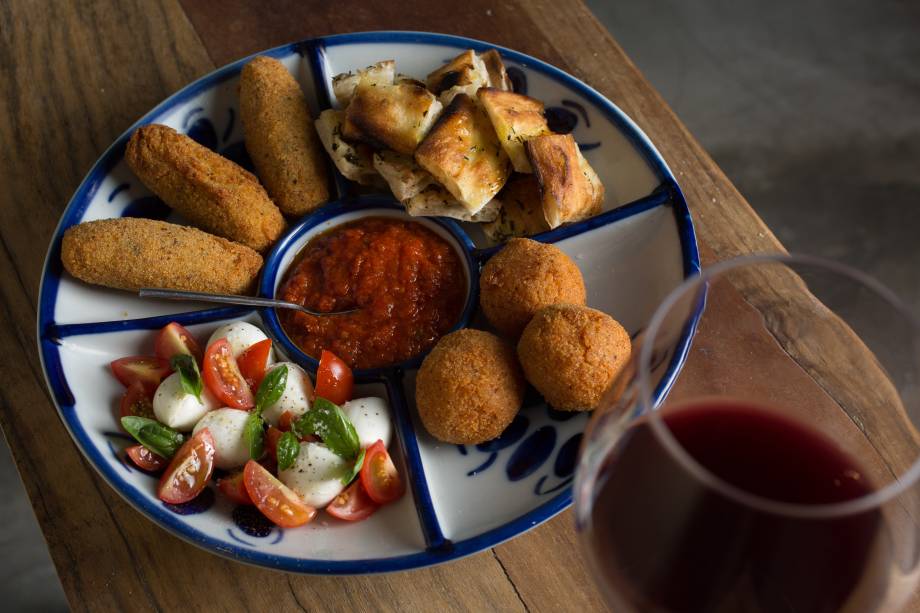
top-left (37, 31), bottom-right (700, 573)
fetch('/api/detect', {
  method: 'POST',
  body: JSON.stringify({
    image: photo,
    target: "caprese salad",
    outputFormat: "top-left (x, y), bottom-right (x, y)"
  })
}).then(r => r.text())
top-left (112, 320), bottom-right (405, 526)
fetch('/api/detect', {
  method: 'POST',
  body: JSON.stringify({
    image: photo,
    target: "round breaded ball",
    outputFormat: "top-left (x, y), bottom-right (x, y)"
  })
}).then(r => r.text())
top-left (518, 304), bottom-right (631, 411)
top-left (480, 238), bottom-right (586, 339)
top-left (416, 329), bottom-right (525, 444)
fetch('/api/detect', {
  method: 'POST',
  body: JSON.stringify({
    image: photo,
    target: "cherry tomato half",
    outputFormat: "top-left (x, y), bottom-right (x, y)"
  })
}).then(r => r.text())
top-left (278, 410), bottom-right (296, 432)
top-left (217, 471), bottom-right (253, 505)
top-left (126, 445), bottom-right (167, 472)
top-left (360, 440), bottom-right (405, 505)
top-left (265, 426), bottom-right (283, 463)
top-left (203, 339), bottom-right (254, 409)
top-left (119, 380), bottom-right (155, 421)
top-left (243, 460), bottom-right (316, 528)
top-left (154, 322), bottom-right (202, 364)
top-left (326, 480), bottom-right (378, 522)
top-left (237, 339), bottom-right (272, 391)
top-left (157, 428), bottom-right (216, 504)
top-left (110, 356), bottom-right (170, 394)
top-left (315, 350), bottom-right (353, 406)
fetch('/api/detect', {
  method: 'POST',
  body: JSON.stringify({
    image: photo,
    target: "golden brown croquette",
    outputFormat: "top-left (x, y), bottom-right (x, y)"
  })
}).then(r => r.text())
top-left (240, 56), bottom-right (330, 217)
top-left (416, 329), bottom-right (525, 444)
top-left (61, 218), bottom-right (263, 295)
top-left (479, 238), bottom-right (586, 338)
top-left (517, 304), bottom-right (631, 411)
top-left (125, 124), bottom-right (285, 252)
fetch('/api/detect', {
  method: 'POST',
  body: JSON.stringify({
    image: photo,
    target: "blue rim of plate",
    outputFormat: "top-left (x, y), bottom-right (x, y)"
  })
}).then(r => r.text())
top-left (35, 31), bottom-right (702, 574)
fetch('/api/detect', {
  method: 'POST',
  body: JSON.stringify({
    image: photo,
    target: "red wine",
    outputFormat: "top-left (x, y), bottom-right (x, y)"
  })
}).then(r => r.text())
top-left (588, 401), bottom-right (887, 612)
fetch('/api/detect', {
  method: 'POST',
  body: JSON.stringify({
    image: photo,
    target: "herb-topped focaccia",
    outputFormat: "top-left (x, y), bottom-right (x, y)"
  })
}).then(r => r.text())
top-left (332, 60), bottom-right (396, 107)
top-left (478, 88), bottom-right (550, 173)
top-left (526, 133), bottom-right (604, 228)
top-left (344, 81), bottom-right (443, 155)
top-left (415, 94), bottom-right (512, 215)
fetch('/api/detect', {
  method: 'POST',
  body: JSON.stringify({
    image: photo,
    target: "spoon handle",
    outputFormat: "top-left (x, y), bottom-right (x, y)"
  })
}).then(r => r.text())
top-left (138, 288), bottom-right (302, 311)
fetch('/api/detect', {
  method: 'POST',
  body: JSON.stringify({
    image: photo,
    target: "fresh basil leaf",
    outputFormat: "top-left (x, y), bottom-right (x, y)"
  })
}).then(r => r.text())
top-left (244, 412), bottom-right (265, 460)
top-left (120, 416), bottom-right (185, 459)
top-left (276, 431), bottom-right (300, 471)
top-left (296, 397), bottom-right (361, 460)
top-left (255, 364), bottom-right (288, 413)
top-left (341, 447), bottom-right (366, 485)
top-left (171, 354), bottom-right (203, 402)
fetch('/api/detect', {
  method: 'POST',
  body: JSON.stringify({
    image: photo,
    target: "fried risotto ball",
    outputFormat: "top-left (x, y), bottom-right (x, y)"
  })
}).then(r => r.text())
top-left (416, 329), bottom-right (525, 444)
top-left (479, 238), bottom-right (586, 338)
top-left (125, 124), bottom-right (286, 252)
top-left (61, 218), bottom-right (263, 295)
top-left (518, 304), bottom-right (631, 411)
top-left (240, 56), bottom-right (330, 217)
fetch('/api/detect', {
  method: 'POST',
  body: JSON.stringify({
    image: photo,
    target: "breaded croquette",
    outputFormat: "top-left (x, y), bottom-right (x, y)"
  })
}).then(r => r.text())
top-left (517, 304), bottom-right (631, 411)
top-left (416, 329), bottom-right (524, 444)
top-left (479, 238), bottom-right (586, 339)
top-left (240, 56), bottom-right (330, 217)
top-left (61, 218), bottom-right (262, 295)
top-left (125, 124), bottom-right (285, 252)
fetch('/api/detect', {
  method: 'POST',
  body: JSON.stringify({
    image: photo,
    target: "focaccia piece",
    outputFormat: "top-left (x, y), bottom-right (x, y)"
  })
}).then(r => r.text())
top-left (404, 185), bottom-right (501, 222)
top-left (331, 60), bottom-right (395, 107)
top-left (345, 81), bottom-right (443, 155)
top-left (314, 109), bottom-right (379, 185)
top-left (479, 87), bottom-right (550, 173)
top-left (415, 94), bottom-right (512, 213)
top-left (525, 134), bottom-right (604, 228)
top-left (481, 49), bottom-right (512, 91)
top-left (373, 151), bottom-right (434, 201)
top-left (426, 49), bottom-right (491, 106)
top-left (483, 174), bottom-right (551, 243)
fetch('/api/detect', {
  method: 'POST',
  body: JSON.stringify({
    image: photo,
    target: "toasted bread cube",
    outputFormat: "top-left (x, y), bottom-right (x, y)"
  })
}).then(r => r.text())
top-left (404, 185), bottom-right (501, 222)
top-left (483, 174), bottom-right (551, 243)
top-left (427, 49), bottom-right (491, 106)
top-left (373, 151), bottom-right (434, 201)
top-left (479, 88), bottom-right (550, 173)
top-left (314, 109), bottom-right (379, 185)
top-left (345, 81), bottom-right (443, 155)
top-left (332, 60), bottom-right (395, 107)
top-left (526, 134), bottom-right (604, 228)
top-left (481, 49), bottom-right (512, 91)
top-left (415, 94), bottom-right (512, 213)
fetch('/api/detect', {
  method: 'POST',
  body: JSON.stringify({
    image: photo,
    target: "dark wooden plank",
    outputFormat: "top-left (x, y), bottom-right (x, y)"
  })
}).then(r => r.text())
top-left (179, 0), bottom-right (569, 68)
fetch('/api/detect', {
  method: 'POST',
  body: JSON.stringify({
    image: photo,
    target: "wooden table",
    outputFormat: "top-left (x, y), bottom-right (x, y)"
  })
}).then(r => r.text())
top-left (2, 1), bottom-right (900, 611)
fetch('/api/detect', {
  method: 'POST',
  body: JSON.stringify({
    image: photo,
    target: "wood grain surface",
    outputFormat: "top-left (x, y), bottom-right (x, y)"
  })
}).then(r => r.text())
top-left (2, 0), bottom-right (912, 611)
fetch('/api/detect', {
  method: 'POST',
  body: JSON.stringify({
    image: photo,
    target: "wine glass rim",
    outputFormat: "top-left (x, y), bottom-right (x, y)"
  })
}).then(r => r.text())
top-left (638, 252), bottom-right (920, 518)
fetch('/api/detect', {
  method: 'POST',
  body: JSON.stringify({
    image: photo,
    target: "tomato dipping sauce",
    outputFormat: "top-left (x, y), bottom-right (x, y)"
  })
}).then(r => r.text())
top-left (278, 217), bottom-right (466, 370)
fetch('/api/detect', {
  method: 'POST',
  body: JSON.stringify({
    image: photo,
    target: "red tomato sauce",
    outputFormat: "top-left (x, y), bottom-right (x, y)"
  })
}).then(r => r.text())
top-left (278, 217), bottom-right (466, 369)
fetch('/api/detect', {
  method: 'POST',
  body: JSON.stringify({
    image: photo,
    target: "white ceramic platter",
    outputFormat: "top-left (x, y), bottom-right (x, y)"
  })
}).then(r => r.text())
top-left (37, 31), bottom-right (699, 573)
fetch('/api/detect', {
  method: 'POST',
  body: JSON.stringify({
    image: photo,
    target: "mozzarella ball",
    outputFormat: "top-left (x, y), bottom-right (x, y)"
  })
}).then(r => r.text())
top-left (153, 372), bottom-right (220, 431)
top-left (343, 397), bottom-right (393, 449)
top-left (279, 442), bottom-right (348, 507)
top-left (262, 362), bottom-right (313, 426)
top-left (207, 321), bottom-right (273, 360)
top-left (192, 408), bottom-right (251, 470)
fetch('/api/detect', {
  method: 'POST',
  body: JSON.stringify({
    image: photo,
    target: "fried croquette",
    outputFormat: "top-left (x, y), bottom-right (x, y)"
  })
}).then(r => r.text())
top-left (479, 238), bottom-right (586, 338)
top-left (517, 304), bottom-right (631, 411)
top-left (416, 329), bottom-right (524, 444)
top-left (240, 56), bottom-right (330, 217)
top-left (125, 124), bottom-right (285, 252)
top-left (61, 218), bottom-right (262, 295)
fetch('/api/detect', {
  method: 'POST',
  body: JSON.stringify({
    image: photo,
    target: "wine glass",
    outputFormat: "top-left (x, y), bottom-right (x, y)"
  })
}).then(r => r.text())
top-left (574, 254), bottom-right (920, 612)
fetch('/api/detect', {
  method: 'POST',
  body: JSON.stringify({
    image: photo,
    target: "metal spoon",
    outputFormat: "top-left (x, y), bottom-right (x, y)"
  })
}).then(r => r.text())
top-left (138, 288), bottom-right (359, 317)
